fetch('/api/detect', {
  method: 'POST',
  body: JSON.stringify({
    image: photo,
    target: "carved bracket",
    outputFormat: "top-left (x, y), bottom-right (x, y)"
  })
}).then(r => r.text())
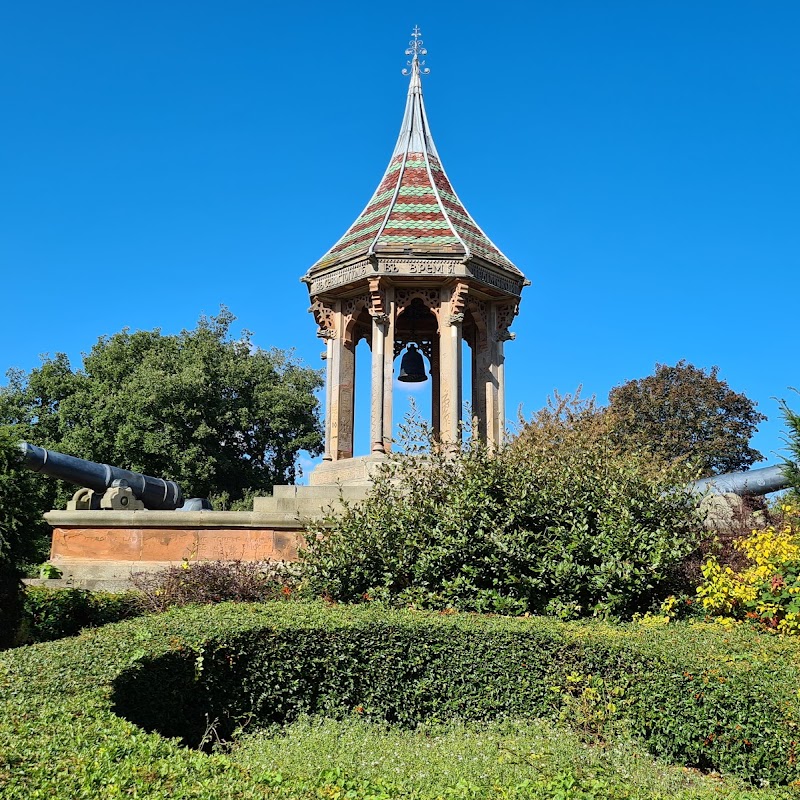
top-left (368, 277), bottom-right (386, 318)
top-left (311, 299), bottom-right (337, 340)
top-left (495, 300), bottom-right (519, 341)
top-left (451, 282), bottom-right (469, 316)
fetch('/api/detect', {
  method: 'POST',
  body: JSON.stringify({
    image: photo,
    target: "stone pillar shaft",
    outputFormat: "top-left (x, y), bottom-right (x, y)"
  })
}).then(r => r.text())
top-left (439, 312), bottom-right (462, 445)
top-left (370, 315), bottom-right (386, 454)
top-left (328, 308), bottom-right (355, 461)
top-left (322, 335), bottom-right (334, 461)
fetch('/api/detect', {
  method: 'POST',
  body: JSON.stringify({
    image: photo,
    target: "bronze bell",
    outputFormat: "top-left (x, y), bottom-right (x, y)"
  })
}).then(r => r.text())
top-left (398, 343), bottom-right (427, 383)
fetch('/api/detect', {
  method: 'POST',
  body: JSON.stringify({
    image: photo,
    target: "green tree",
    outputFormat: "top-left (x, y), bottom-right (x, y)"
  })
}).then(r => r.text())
top-left (607, 361), bottom-right (766, 477)
top-left (0, 308), bottom-right (323, 535)
top-left (780, 394), bottom-right (800, 497)
top-left (0, 427), bottom-right (50, 647)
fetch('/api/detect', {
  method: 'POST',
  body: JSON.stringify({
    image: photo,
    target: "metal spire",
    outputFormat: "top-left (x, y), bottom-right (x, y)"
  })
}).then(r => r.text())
top-left (402, 25), bottom-right (430, 78)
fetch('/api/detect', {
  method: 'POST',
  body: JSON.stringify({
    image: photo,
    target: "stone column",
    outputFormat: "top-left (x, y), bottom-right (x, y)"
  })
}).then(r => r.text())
top-left (329, 306), bottom-right (356, 461)
top-left (478, 303), bottom-right (500, 448)
top-left (439, 308), bottom-right (463, 446)
top-left (472, 339), bottom-right (493, 444)
top-left (430, 339), bottom-right (440, 439)
top-left (370, 313), bottom-right (387, 454)
top-left (497, 336), bottom-right (507, 445)
top-left (382, 290), bottom-right (395, 452)
top-left (321, 332), bottom-right (335, 461)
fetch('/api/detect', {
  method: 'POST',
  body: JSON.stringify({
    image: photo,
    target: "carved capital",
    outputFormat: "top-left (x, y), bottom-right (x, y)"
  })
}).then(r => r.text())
top-left (447, 312), bottom-right (465, 326)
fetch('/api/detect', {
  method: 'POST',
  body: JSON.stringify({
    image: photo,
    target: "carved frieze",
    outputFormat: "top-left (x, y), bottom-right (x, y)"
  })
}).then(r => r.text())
top-left (308, 260), bottom-right (372, 294)
top-left (308, 257), bottom-right (524, 298)
top-left (467, 264), bottom-right (524, 296)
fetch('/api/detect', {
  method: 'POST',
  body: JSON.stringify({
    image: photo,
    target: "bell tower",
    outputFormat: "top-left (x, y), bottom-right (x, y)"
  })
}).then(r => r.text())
top-left (303, 28), bottom-right (528, 485)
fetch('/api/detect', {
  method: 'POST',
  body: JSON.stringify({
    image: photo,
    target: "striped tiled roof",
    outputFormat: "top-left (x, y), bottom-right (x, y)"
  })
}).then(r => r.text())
top-left (307, 45), bottom-right (522, 277)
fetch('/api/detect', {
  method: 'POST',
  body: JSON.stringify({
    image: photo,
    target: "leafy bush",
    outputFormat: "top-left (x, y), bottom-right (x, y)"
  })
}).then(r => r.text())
top-left (130, 559), bottom-right (299, 613)
top-left (781, 396), bottom-right (800, 498)
top-left (15, 586), bottom-right (143, 644)
top-left (697, 504), bottom-right (800, 634)
top-left (0, 427), bottom-right (49, 647)
top-left (2, 603), bottom-right (800, 794)
top-left (303, 399), bottom-right (703, 619)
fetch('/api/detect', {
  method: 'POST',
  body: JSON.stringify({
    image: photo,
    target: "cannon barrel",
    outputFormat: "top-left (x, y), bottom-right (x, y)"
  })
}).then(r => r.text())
top-left (689, 464), bottom-right (789, 497)
top-left (19, 443), bottom-right (183, 510)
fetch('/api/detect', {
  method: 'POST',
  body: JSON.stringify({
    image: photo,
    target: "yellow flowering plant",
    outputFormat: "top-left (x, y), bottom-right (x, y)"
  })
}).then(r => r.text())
top-left (697, 504), bottom-right (800, 634)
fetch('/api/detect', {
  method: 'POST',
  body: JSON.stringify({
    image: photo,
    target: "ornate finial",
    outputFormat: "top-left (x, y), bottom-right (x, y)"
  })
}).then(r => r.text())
top-left (402, 25), bottom-right (430, 77)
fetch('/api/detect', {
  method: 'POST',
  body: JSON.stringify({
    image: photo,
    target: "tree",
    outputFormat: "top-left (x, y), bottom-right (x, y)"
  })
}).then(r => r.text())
top-left (607, 361), bottom-right (766, 477)
top-left (0, 308), bottom-right (323, 529)
top-left (0, 427), bottom-right (49, 647)
top-left (780, 394), bottom-right (800, 497)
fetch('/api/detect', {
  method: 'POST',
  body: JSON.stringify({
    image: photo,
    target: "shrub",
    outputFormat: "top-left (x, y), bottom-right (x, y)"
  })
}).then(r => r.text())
top-left (302, 399), bottom-right (703, 619)
top-left (1, 603), bottom-right (800, 793)
top-left (15, 586), bottom-right (143, 644)
top-left (697, 504), bottom-right (800, 633)
top-left (781, 396), bottom-right (800, 499)
top-left (130, 559), bottom-right (299, 613)
top-left (0, 426), bottom-right (47, 648)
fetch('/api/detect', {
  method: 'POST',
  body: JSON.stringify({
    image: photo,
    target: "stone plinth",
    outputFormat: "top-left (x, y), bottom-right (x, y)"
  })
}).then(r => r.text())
top-left (44, 509), bottom-right (307, 589)
top-left (309, 454), bottom-right (388, 486)
top-left (41, 485), bottom-right (373, 590)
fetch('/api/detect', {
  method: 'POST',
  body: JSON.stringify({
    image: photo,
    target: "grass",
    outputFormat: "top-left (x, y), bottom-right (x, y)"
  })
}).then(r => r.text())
top-left (229, 715), bottom-right (797, 799)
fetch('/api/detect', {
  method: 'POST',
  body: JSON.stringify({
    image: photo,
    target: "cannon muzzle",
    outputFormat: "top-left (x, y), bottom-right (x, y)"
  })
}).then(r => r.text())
top-left (689, 464), bottom-right (789, 497)
top-left (19, 442), bottom-right (184, 510)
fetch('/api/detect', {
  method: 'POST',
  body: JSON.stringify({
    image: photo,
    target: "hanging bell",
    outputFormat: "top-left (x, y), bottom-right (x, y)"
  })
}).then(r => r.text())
top-left (398, 343), bottom-right (427, 383)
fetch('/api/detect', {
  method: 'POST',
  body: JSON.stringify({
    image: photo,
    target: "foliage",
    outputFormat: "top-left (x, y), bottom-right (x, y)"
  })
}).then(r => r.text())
top-left (607, 360), bottom-right (766, 476)
top-left (2, 603), bottom-right (800, 795)
top-left (302, 398), bottom-right (703, 619)
top-left (232, 715), bottom-right (789, 800)
top-left (780, 395), bottom-right (800, 498)
top-left (0, 427), bottom-right (52, 647)
top-left (697, 504), bottom-right (800, 634)
top-left (0, 307), bottom-right (324, 505)
top-left (130, 560), bottom-right (299, 613)
top-left (16, 586), bottom-right (143, 645)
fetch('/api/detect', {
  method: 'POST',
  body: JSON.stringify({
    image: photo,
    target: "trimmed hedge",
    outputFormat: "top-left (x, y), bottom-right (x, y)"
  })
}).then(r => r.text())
top-left (1, 602), bottom-right (800, 798)
top-left (15, 585), bottom-right (143, 644)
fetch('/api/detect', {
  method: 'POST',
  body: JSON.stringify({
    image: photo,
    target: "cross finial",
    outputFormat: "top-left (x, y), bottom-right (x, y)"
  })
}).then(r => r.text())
top-left (402, 25), bottom-right (430, 77)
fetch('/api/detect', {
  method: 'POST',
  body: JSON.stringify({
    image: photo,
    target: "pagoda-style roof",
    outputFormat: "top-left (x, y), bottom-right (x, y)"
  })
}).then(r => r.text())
top-left (304, 30), bottom-right (524, 289)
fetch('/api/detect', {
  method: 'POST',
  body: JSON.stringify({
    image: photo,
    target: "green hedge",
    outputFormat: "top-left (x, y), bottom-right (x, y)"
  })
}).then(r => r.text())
top-left (1, 603), bottom-right (799, 798)
top-left (15, 585), bottom-right (143, 644)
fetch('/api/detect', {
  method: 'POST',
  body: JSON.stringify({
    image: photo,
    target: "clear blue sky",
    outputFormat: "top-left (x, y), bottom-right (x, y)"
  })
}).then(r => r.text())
top-left (1, 1), bottom-right (798, 472)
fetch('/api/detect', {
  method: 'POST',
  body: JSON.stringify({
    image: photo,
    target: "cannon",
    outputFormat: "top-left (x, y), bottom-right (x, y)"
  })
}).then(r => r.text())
top-left (19, 442), bottom-right (184, 511)
top-left (688, 464), bottom-right (789, 497)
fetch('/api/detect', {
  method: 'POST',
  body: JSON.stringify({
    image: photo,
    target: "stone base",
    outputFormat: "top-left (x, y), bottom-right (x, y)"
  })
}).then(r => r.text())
top-left (43, 509), bottom-right (308, 589)
top-left (253, 484), bottom-right (371, 515)
top-left (39, 484), bottom-right (373, 590)
top-left (309, 454), bottom-right (387, 486)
